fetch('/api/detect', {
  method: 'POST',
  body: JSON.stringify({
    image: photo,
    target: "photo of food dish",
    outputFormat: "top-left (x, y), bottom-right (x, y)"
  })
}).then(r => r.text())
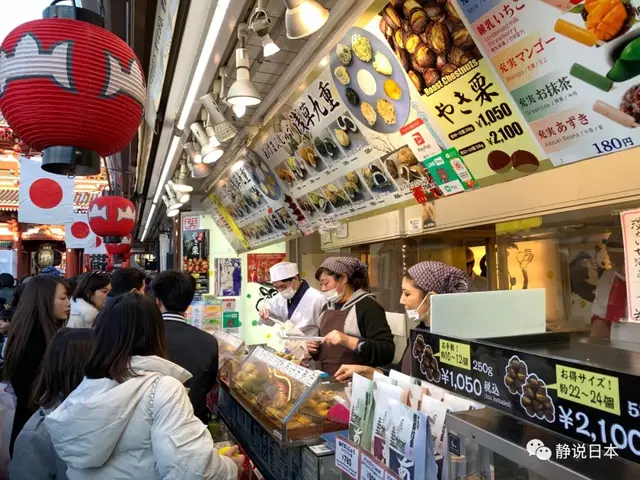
top-left (330, 27), bottom-right (410, 134)
top-left (245, 148), bottom-right (282, 201)
top-left (297, 142), bottom-right (329, 172)
top-left (296, 195), bottom-right (320, 218)
top-left (328, 113), bottom-right (370, 154)
top-left (380, 146), bottom-right (425, 187)
top-left (320, 182), bottom-right (352, 210)
top-left (285, 155), bottom-right (309, 180)
top-left (378, 1), bottom-right (483, 93)
top-left (246, 186), bottom-right (265, 208)
top-left (308, 190), bottom-right (336, 214)
top-left (337, 171), bottom-right (373, 202)
top-left (358, 159), bottom-right (399, 194)
top-left (275, 207), bottom-right (296, 229)
top-left (275, 162), bottom-right (297, 187)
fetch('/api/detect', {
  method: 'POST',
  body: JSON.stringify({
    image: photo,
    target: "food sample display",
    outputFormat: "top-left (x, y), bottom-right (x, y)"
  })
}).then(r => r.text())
top-left (225, 346), bottom-right (348, 445)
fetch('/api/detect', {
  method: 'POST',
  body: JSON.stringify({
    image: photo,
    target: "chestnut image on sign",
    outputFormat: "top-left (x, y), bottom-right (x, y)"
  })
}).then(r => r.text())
top-left (511, 149), bottom-right (540, 173)
top-left (420, 344), bottom-right (441, 382)
top-left (521, 373), bottom-right (556, 423)
top-left (504, 355), bottom-right (528, 395)
top-left (412, 334), bottom-right (426, 359)
top-left (487, 150), bottom-right (512, 174)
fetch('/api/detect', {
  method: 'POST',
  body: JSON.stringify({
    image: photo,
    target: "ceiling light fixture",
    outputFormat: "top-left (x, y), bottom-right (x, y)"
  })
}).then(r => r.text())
top-left (167, 208), bottom-right (180, 218)
top-left (177, 191), bottom-right (191, 204)
top-left (283, 0), bottom-right (329, 39)
top-left (190, 122), bottom-right (223, 164)
top-left (177, 0), bottom-right (231, 130)
top-left (227, 23), bottom-right (261, 107)
top-left (164, 184), bottom-right (184, 209)
top-left (231, 160), bottom-right (245, 172)
top-left (171, 161), bottom-right (194, 193)
top-left (141, 203), bottom-right (158, 242)
top-left (233, 104), bottom-right (247, 118)
top-left (183, 142), bottom-right (202, 164)
top-left (187, 159), bottom-right (211, 178)
top-left (250, 0), bottom-right (280, 57)
top-left (201, 93), bottom-right (238, 142)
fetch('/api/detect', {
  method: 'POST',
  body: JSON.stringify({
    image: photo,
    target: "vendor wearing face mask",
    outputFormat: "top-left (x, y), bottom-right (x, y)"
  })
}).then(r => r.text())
top-left (308, 257), bottom-right (395, 376)
top-left (591, 230), bottom-right (627, 339)
top-left (335, 261), bottom-right (469, 382)
top-left (259, 262), bottom-right (326, 333)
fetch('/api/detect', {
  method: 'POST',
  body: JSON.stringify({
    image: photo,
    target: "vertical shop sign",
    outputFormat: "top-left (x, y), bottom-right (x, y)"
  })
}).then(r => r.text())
top-left (214, 258), bottom-right (242, 296)
top-left (247, 253), bottom-right (287, 283)
top-left (182, 229), bottom-right (210, 295)
top-left (620, 208), bottom-right (640, 322)
top-left (453, 0), bottom-right (640, 165)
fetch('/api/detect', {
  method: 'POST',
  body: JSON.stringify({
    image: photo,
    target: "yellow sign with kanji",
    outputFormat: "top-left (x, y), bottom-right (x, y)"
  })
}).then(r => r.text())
top-left (553, 365), bottom-right (621, 416)
top-left (437, 339), bottom-right (471, 370)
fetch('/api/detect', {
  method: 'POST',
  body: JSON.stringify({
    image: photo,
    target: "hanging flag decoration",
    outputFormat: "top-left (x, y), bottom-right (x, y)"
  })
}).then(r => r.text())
top-left (65, 213), bottom-right (97, 248)
top-left (84, 235), bottom-right (107, 255)
top-left (18, 157), bottom-right (74, 224)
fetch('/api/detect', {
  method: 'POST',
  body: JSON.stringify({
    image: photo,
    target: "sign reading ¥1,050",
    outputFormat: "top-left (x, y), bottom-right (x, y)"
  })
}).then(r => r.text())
top-left (410, 330), bottom-right (640, 463)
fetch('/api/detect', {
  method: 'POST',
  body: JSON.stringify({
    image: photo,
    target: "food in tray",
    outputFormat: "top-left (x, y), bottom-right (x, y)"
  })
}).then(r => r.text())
top-left (398, 146), bottom-right (418, 166)
top-left (334, 129), bottom-right (350, 147)
top-left (377, 98), bottom-right (396, 124)
top-left (336, 43), bottom-right (352, 65)
top-left (357, 69), bottom-right (377, 96)
top-left (313, 136), bottom-right (328, 156)
top-left (384, 79), bottom-right (402, 100)
top-left (345, 87), bottom-right (360, 106)
top-left (361, 101), bottom-right (377, 126)
top-left (334, 65), bottom-right (351, 85)
top-left (372, 51), bottom-right (393, 75)
top-left (352, 34), bottom-right (372, 62)
top-left (324, 137), bottom-right (339, 157)
top-left (337, 115), bottom-right (358, 133)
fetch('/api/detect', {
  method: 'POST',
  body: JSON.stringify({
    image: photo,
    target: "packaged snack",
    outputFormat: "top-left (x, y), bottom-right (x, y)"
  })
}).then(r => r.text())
top-left (421, 380), bottom-right (447, 401)
top-left (349, 373), bottom-right (375, 450)
top-left (373, 370), bottom-right (396, 385)
top-left (421, 394), bottom-right (453, 456)
top-left (371, 382), bottom-right (406, 462)
top-left (386, 398), bottom-right (437, 480)
top-left (443, 392), bottom-right (485, 412)
top-left (389, 369), bottom-right (419, 385)
top-left (395, 379), bottom-right (426, 410)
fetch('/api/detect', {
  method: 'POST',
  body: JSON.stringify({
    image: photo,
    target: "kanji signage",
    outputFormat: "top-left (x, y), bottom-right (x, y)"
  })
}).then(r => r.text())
top-left (620, 208), bottom-right (640, 322)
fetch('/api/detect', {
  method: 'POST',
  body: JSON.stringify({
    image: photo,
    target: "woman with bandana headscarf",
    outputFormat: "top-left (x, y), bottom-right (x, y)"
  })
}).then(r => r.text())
top-left (335, 261), bottom-right (469, 382)
top-left (308, 257), bottom-right (395, 376)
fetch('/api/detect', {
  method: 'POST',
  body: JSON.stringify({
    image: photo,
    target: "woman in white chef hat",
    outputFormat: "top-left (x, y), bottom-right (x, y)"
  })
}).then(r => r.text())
top-left (259, 261), bottom-right (326, 334)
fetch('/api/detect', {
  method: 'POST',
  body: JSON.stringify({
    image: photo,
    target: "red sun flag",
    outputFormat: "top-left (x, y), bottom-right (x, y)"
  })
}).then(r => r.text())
top-left (19, 158), bottom-right (74, 224)
top-left (65, 213), bottom-right (96, 248)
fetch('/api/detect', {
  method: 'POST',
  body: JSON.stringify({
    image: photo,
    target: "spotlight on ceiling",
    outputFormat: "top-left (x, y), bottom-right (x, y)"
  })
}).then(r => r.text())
top-left (233, 104), bottom-right (246, 118)
top-left (250, 0), bottom-right (280, 57)
top-left (187, 158), bottom-right (211, 179)
top-left (183, 142), bottom-right (202, 164)
top-left (164, 184), bottom-right (183, 210)
top-left (190, 122), bottom-right (223, 164)
top-left (170, 161), bottom-right (193, 193)
top-left (201, 93), bottom-right (238, 142)
top-left (227, 23), bottom-right (261, 107)
top-left (282, 0), bottom-right (329, 39)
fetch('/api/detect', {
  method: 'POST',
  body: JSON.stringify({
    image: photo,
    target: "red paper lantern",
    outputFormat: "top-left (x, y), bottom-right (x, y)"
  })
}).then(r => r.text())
top-left (88, 195), bottom-right (135, 243)
top-left (105, 234), bottom-right (132, 256)
top-left (0, 8), bottom-right (145, 176)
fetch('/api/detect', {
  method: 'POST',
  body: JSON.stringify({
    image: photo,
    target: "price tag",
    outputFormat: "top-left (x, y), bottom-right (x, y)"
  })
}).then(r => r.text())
top-left (335, 436), bottom-right (359, 479)
top-left (552, 365), bottom-right (621, 415)
top-left (437, 339), bottom-right (471, 370)
top-left (361, 452), bottom-right (385, 480)
top-left (252, 347), bottom-right (320, 387)
top-left (213, 330), bottom-right (243, 349)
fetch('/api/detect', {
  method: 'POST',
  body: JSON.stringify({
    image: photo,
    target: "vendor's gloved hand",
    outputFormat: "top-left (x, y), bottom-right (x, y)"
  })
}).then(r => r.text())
top-left (258, 308), bottom-right (274, 326)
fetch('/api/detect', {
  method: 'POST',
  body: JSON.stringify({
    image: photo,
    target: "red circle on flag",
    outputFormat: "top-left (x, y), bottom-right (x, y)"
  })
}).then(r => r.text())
top-left (95, 237), bottom-right (102, 247)
top-left (29, 179), bottom-right (63, 209)
top-left (71, 221), bottom-right (90, 239)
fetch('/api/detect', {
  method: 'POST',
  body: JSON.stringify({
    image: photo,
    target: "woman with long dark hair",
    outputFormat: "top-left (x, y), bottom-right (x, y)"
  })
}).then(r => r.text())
top-left (45, 293), bottom-right (243, 479)
top-left (67, 272), bottom-right (110, 328)
top-left (3, 276), bottom-right (70, 454)
top-left (11, 328), bottom-right (93, 479)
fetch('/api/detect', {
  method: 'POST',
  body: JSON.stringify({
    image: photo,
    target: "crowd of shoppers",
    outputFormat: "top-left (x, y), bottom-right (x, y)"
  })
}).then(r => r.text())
top-left (0, 268), bottom-right (241, 480)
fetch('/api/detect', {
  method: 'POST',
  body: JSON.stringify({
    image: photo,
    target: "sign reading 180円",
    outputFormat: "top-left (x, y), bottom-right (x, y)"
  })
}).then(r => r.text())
top-left (410, 330), bottom-right (640, 462)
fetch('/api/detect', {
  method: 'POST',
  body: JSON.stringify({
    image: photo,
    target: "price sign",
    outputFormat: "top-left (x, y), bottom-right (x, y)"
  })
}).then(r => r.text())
top-left (553, 365), bottom-right (621, 416)
top-left (438, 339), bottom-right (471, 370)
top-left (335, 436), bottom-right (359, 479)
top-left (360, 452), bottom-right (385, 480)
top-left (213, 329), bottom-right (243, 349)
top-left (252, 347), bottom-right (320, 387)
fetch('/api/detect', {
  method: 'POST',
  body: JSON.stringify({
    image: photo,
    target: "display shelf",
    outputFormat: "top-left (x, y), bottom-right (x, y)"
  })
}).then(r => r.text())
top-left (446, 409), bottom-right (640, 480)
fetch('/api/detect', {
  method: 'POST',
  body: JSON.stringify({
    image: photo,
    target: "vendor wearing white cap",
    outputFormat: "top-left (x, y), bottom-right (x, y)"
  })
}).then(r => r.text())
top-left (591, 229), bottom-right (627, 339)
top-left (259, 262), bottom-right (325, 334)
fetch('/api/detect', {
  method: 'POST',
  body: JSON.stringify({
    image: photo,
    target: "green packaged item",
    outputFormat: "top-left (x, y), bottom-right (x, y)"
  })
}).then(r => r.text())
top-left (349, 373), bottom-right (374, 451)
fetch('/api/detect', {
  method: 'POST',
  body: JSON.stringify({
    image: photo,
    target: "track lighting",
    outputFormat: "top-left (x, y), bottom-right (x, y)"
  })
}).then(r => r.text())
top-left (183, 142), bottom-right (202, 164)
top-left (190, 122), bottom-right (224, 164)
top-left (201, 93), bottom-right (237, 142)
top-left (283, 0), bottom-right (329, 39)
top-left (227, 24), bottom-right (261, 107)
top-left (250, 0), bottom-right (280, 57)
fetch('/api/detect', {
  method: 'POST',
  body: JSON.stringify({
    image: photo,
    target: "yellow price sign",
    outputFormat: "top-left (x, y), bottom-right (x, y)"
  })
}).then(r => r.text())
top-left (436, 339), bottom-right (471, 370)
top-left (549, 365), bottom-right (621, 416)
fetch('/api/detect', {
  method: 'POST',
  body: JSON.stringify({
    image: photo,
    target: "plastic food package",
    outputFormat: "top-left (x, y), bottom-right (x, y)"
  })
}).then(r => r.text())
top-left (348, 373), bottom-right (375, 450)
top-left (389, 369), bottom-right (419, 385)
top-left (443, 392), bottom-right (485, 412)
top-left (421, 394), bottom-right (453, 456)
top-left (395, 379), bottom-right (427, 410)
top-left (386, 398), bottom-right (438, 480)
top-left (421, 380), bottom-right (447, 401)
top-left (372, 381), bottom-right (407, 462)
top-left (373, 370), bottom-right (396, 385)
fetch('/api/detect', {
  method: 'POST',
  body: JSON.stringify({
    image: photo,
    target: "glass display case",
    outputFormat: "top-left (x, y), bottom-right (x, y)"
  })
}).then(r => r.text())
top-left (213, 329), bottom-right (244, 367)
top-left (224, 346), bottom-right (349, 446)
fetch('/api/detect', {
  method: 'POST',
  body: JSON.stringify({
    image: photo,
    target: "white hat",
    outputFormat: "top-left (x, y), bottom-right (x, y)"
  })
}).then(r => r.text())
top-left (269, 262), bottom-right (299, 282)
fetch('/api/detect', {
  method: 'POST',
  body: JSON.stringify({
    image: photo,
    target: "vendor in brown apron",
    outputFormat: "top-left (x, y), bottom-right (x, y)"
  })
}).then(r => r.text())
top-left (333, 261), bottom-right (470, 382)
top-left (308, 257), bottom-right (395, 377)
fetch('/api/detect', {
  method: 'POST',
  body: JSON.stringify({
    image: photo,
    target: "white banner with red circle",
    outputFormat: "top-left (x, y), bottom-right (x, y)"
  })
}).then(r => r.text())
top-left (65, 213), bottom-right (96, 248)
top-left (18, 158), bottom-right (74, 224)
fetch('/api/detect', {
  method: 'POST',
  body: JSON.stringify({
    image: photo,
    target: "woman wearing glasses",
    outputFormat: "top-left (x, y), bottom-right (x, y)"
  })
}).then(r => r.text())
top-left (67, 272), bottom-right (110, 328)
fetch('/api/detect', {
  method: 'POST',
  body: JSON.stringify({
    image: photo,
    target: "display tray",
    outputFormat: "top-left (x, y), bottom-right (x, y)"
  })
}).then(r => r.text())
top-left (446, 409), bottom-right (640, 480)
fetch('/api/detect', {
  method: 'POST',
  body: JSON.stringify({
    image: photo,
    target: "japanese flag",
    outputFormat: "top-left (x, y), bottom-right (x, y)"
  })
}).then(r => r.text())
top-left (19, 158), bottom-right (74, 224)
top-left (65, 213), bottom-right (97, 248)
top-left (84, 236), bottom-right (107, 254)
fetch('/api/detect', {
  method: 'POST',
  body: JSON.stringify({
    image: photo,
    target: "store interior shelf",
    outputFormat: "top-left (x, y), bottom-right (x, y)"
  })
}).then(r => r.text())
top-left (446, 409), bottom-right (640, 480)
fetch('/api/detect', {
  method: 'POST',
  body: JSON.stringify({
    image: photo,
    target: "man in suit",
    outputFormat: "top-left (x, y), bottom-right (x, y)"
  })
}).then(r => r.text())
top-left (151, 270), bottom-right (218, 424)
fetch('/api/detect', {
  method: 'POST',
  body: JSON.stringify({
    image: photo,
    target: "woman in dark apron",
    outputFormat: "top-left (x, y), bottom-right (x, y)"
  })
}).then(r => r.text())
top-left (334, 261), bottom-right (469, 381)
top-left (307, 257), bottom-right (395, 377)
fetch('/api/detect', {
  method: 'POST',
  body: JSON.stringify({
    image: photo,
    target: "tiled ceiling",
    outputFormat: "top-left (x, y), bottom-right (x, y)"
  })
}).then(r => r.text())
top-left (217, 0), bottom-right (340, 127)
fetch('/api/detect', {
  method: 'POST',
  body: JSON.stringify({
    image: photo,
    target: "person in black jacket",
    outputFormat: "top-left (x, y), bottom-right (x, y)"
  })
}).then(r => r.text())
top-left (105, 268), bottom-right (146, 305)
top-left (3, 276), bottom-right (70, 455)
top-left (151, 270), bottom-right (218, 424)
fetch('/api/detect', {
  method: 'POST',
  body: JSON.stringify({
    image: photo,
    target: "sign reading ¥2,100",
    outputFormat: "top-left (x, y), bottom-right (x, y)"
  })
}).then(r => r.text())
top-left (410, 330), bottom-right (640, 463)
top-left (453, 0), bottom-right (640, 166)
